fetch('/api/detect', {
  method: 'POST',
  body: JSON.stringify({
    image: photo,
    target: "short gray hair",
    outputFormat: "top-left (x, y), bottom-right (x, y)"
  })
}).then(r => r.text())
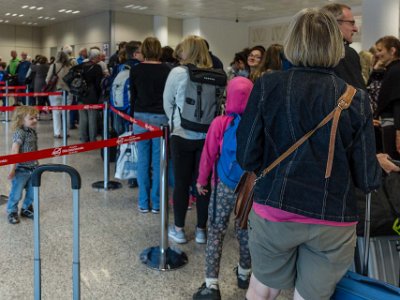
top-left (89, 48), bottom-right (100, 60)
top-left (320, 3), bottom-right (351, 19)
top-left (284, 8), bottom-right (344, 68)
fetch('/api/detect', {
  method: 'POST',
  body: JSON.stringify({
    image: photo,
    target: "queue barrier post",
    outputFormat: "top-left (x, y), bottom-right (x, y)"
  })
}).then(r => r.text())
top-left (92, 101), bottom-right (122, 190)
top-left (62, 91), bottom-right (68, 146)
top-left (4, 81), bottom-right (9, 122)
top-left (25, 85), bottom-right (29, 106)
top-left (140, 125), bottom-right (188, 270)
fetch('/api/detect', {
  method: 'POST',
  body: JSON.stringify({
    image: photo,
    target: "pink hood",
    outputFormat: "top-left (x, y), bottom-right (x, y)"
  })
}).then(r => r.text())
top-left (225, 76), bottom-right (254, 115)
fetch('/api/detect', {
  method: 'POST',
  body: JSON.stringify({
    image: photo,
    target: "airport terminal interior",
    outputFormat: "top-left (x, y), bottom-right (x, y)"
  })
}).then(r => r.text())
top-left (0, 117), bottom-right (295, 299)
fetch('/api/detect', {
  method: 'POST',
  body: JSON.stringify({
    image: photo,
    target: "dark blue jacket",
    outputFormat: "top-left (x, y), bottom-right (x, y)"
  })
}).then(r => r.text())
top-left (16, 60), bottom-right (31, 84)
top-left (237, 67), bottom-right (381, 222)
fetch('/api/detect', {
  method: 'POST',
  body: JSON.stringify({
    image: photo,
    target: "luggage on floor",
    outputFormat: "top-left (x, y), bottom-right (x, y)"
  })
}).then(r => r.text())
top-left (355, 236), bottom-right (400, 287)
top-left (332, 271), bottom-right (400, 300)
top-left (32, 164), bottom-right (82, 300)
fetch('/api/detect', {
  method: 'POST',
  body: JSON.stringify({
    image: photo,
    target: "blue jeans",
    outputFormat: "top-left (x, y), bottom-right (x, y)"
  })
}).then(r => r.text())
top-left (133, 112), bottom-right (168, 210)
top-left (7, 167), bottom-right (35, 214)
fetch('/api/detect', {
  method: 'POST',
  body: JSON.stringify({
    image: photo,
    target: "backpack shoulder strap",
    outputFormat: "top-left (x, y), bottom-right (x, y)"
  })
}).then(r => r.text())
top-left (259, 84), bottom-right (356, 180)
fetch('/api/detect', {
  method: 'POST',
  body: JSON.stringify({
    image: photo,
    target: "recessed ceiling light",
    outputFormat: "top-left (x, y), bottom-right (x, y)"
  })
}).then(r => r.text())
top-left (72, 11), bottom-right (80, 14)
top-left (58, 9), bottom-right (65, 12)
top-left (22, 5), bottom-right (28, 9)
top-left (38, 16), bottom-right (43, 19)
top-left (29, 6), bottom-right (36, 10)
top-left (0, 20), bottom-right (3, 23)
top-left (33, 23), bottom-right (37, 25)
top-left (5, 20), bottom-right (9, 23)
top-left (5, 13), bottom-right (10, 16)
top-left (50, 17), bottom-right (55, 20)
top-left (125, 5), bottom-right (133, 8)
top-left (139, 6), bottom-right (148, 10)
top-left (37, 7), bottom-right (43, 10)
top-left (22, 21), bottom-right (26, 24)
top-left (44, 17), bottom-right (49, 19)
top-left (12, 14), bottom-right (17, 17)
top-left (66, 10), bottom-right (73, 13)
top-left (28, 22), bottom-right (32, 24)
top-left (19, 14), bottom-right (24, 17)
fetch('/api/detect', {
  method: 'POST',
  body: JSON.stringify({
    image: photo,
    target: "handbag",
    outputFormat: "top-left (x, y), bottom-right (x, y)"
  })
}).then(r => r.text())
top-left (233, 84), bottom-right (357, 229)
top-left (115, 140), bottom-right (138, 180)
top-left (42, 64), bottom-right (63, 92)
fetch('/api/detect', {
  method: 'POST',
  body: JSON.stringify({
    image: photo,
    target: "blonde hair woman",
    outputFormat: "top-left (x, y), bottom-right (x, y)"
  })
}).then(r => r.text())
top-left (237, 8), bottom-right (380, 300)
top-left (163, 35), bottom-right (212, 244)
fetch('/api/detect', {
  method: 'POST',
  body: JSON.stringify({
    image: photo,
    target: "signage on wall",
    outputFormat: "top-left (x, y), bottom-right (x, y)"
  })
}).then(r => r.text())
top-left (102, 43), bottom-right (109, 56)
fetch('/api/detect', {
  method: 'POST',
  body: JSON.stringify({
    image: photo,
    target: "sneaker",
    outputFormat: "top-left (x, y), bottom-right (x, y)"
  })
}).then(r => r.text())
top-left (21, 205), bottom-right (34, 219)
top-left (168, 225), bottom-right (187, 244)
top-left (138, 207), bottom-right (149, 213)
top-left (151, 208), bottom-right (159, 214)
top-left (195, 227), bottom-right (207, 244)
top-left (8, 212), bottom-right (20, 224)
top-left (234, 266), bottom-right (250, 289)
top-left (128, 178), bottom-right (138, 188)
top-left (193, 283), bottom-right (221, 300)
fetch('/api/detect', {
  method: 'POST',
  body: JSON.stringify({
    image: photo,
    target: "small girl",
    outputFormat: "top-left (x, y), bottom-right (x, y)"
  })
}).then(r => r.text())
top-left (193, 77), bottom-right (253, 299)
top-left (7, 106), bottom-right (39, 224)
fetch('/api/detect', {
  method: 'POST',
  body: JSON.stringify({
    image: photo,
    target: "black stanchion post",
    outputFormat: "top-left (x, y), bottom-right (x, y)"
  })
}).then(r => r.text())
top-left (62, 91), bottom-right (68, 146)
top-left (92, 101), bottom-right (122, 190)
top-left (140, 125), bottom-right (188, 270)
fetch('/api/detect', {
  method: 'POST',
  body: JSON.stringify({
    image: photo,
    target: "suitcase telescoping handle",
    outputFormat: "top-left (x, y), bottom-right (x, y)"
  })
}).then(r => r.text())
top-left (31, 164), bottom-right (82, 300)
top-left (362, 193), bottom-right (372, 277)
top-left (31, 164), bottom-right (81, 189)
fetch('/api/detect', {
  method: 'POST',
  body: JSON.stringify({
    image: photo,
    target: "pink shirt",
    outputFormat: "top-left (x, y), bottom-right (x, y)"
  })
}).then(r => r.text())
top-left (253, 202), bottom-right (357, 227)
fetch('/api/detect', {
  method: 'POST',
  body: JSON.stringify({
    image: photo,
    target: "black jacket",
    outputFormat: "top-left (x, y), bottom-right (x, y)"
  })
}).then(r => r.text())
top-left (80, 61), bottom-right (103, 104)
top-left (334, 43), bottom-right (366, 91)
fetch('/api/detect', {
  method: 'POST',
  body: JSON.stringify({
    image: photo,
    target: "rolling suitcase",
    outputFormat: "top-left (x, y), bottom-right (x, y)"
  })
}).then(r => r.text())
top-left (31, 164), bottom-right (82, 300)
top-left (332, 193), bottom-right (400, 299)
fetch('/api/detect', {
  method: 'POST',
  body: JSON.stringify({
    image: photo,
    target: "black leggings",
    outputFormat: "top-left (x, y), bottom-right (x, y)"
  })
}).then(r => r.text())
top-left (170, 135), bottom-right (210, 228)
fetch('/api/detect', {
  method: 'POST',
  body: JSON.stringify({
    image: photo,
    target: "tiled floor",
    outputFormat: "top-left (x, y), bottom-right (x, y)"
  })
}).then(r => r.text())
top-left (0, 113), bottom-right (293, 300)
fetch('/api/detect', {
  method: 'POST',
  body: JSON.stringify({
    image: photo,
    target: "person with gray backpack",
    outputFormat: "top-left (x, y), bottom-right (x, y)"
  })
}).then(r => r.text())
top-left (163, 35), bottom-right (227, 245)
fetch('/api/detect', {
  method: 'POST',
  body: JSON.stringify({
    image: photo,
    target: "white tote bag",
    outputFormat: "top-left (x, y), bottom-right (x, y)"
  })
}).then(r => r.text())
top-left (114, 134), bottom-right (138, 180)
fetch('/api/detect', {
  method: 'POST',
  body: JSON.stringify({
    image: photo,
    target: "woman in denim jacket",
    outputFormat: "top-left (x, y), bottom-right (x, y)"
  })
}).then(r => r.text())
top-left (237, 9), bottom-right (381, 300)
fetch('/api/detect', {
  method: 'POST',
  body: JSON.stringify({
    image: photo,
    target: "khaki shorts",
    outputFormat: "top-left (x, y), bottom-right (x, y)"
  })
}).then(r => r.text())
top-left (248, 210), bottom-right (356, 300)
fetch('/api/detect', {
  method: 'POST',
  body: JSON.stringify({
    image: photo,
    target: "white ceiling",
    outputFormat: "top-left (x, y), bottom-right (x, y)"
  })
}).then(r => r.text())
top-left (0, 0), bottom-right (363, 27)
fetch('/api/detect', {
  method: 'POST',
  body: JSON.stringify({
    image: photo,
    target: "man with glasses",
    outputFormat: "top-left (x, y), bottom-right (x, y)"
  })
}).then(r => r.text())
top-left (321, 3), bottom-right (366, 90)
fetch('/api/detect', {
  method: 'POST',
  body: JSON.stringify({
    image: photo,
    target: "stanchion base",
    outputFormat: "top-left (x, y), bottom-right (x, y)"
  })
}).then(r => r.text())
top-left (91, 181), bottom-right (122, 190)
top-left (140, 246), bottom-right (188, 271)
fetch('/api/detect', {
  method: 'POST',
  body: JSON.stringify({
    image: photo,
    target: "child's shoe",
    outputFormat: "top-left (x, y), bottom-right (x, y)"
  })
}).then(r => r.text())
top-left (192, 283), bottom-right (221, 300)
top-left (8, 212), bottom-right (20, 224)
top-left (234, 266), bottom-right (251, 289)
top-left (21, 205), bottom-right (34, 219)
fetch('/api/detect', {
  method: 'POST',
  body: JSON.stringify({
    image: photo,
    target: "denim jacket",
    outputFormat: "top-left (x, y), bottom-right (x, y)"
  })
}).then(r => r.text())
top-left (237, 67), bottom-right (381, 222)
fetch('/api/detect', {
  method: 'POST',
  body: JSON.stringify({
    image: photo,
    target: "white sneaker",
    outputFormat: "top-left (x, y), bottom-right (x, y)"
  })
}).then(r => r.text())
top-left (195, 227), bottom-right (207, 244)
top-left (168, 225), bottom-right (187, 244)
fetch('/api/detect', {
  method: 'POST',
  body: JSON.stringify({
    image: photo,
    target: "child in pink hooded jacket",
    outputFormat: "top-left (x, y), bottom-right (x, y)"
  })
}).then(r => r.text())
top-left (193, 77), bottom-right (253, 300)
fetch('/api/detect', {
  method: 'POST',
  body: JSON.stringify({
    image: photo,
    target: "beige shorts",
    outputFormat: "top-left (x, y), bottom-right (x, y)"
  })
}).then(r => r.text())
top-left (248, 210), bottom-right (356, 300)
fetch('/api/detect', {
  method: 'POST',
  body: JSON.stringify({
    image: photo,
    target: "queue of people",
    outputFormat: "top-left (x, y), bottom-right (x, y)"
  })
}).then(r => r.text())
top-left (4, 2), bottom-right (400, 300)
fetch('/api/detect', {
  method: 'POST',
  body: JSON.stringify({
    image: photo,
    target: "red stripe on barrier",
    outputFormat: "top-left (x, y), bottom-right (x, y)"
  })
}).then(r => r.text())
top-left (0, 92), bottom-right (63, 97)
top-left (0, 86), bottom-right (27, 90)
top-left (110, 106), bottom-right (161, 131)
top-left (0, 130), bottom-right (162, 166)
top-left (0, 104), bottom-right (105, 112)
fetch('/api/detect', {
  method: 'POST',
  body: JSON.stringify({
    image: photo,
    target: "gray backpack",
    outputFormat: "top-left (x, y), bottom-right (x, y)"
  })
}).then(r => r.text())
top-left (179, 64), bottom-right (227, 133)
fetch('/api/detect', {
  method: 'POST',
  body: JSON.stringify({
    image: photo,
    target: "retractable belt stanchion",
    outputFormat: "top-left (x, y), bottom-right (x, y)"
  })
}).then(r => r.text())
top-left (4, 81), bottom-right (9, 122)
top-left (140, 125), bottom-right (188, 270)
top-left (92, 101), bottom-right (122, 190)
top-left (25, 85), bottom-right (29, 106)
top-left (62, 91), bottom-right (68, 146)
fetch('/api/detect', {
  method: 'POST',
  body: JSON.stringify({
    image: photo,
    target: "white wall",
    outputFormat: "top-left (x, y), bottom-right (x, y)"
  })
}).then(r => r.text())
top-left (41, 12), bottom-right (111, 58)
top-left (0, 24), bottom-right (42, 62)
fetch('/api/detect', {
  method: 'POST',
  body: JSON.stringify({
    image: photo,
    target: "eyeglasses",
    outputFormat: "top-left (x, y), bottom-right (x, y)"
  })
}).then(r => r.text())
top-left (337, 19), bottom-right (356, 26)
